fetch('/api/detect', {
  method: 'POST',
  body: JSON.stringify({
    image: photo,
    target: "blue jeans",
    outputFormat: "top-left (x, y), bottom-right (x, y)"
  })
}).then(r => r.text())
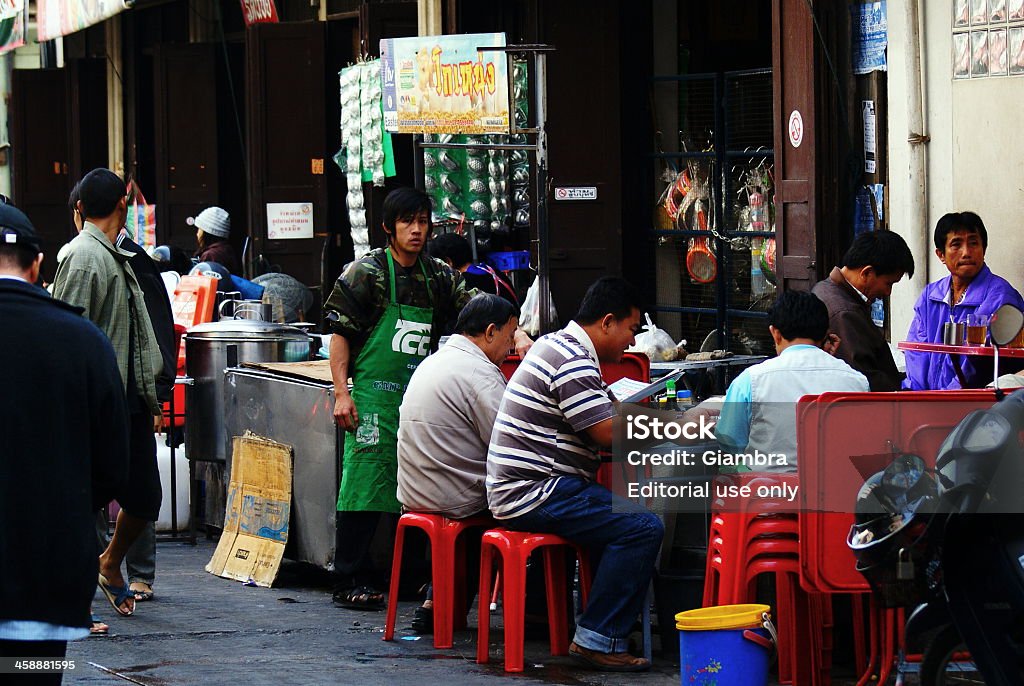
top-left (502, 476), bottom-right (664, 653)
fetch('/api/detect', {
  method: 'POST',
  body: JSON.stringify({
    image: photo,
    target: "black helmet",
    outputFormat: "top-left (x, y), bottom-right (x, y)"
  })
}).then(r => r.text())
top-left (847, 455), bottom-right (941, 607)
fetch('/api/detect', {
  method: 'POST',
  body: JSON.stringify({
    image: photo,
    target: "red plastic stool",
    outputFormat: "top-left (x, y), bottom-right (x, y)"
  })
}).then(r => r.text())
top-left (383, 512), bottom-right (493, 649)
top-left (476, 528), bottom-right (593, 673)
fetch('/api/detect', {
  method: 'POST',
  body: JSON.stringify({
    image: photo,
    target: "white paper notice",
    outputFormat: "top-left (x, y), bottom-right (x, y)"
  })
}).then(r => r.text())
top-left (862, 101), bottom-right (876, 174)
top-left (267, 202), bottom-right (314, 240)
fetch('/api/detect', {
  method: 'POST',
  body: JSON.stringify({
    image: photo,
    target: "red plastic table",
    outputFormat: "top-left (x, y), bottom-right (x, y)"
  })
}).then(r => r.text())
top-left (898, 340), bottom-right (1024, 388)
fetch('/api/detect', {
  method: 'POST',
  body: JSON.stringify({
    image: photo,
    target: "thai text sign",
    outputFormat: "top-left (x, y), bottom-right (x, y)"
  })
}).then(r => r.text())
top-left (37, 0), bottom-right (128, 42)
top-left (239, 0), bottom-right (279, 26)
top-left (266, 202), bottom-right (314, 240)
top-left (380, 33), bottom-right (510, 134)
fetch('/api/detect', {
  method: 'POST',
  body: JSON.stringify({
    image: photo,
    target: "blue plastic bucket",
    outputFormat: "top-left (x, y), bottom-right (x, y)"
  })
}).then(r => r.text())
top-left (676, 604), bottom-right (774, 686)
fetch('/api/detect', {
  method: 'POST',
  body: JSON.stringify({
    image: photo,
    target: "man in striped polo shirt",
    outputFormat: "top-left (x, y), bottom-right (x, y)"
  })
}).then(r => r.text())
top-left (486, 277), bottom-right (663, 672)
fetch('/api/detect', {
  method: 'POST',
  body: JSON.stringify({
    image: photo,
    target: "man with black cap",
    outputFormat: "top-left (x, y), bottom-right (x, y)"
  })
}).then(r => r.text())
top-left (52, 168), bottom-right (164, 618)
top-left (0, 204), bottom-right (128, 678)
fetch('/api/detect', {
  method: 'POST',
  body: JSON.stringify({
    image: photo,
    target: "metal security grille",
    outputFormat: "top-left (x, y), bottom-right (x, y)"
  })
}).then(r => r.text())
top-left (650, 68), bottom-right (776, 358)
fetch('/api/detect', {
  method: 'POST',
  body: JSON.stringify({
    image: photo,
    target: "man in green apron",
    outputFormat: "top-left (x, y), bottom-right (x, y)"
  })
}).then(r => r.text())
top-left (323, 187), bottom-right (530, 608)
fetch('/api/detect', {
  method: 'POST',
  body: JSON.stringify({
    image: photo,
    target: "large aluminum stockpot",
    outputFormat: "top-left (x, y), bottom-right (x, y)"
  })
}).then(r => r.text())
top-left (184, 319), bottom-right (312, 463)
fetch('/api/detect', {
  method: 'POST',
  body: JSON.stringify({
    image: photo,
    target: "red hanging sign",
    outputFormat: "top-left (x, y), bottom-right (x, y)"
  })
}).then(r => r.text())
top-left (239, 0), bottom-right (279, 26)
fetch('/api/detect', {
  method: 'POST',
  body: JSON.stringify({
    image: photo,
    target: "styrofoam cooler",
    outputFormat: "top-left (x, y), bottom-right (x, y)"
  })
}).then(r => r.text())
top-left (156, 433), bottom-right (190, 531)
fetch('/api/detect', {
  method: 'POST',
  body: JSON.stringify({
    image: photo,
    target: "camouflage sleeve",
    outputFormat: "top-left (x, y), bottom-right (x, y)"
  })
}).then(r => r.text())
top-left (323, 257), bottom-right (386, 344)
top-left (451, 267), bottom-right (480, 310)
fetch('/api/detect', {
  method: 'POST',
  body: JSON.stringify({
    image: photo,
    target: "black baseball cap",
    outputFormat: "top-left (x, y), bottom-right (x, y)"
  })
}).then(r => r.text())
top-left (0, 204), bottom-right (40, 253)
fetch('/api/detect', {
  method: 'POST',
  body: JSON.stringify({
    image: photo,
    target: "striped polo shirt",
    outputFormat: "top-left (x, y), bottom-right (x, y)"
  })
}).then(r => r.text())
top-left (486, 321), bottom-right (616, 518)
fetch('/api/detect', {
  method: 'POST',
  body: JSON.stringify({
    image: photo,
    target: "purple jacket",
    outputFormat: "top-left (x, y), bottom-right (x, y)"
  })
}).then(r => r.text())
top-left (903, 264), bottom-right (1024, 390)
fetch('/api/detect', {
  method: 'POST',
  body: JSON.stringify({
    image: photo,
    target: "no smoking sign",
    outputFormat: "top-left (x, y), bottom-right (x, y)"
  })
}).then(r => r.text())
top-left (788, 110), bottom-right (804, 148)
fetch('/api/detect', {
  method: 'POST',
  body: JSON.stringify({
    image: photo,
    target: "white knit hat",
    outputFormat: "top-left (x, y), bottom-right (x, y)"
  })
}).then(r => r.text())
top-left (190, 206), bottom-right (231, 238)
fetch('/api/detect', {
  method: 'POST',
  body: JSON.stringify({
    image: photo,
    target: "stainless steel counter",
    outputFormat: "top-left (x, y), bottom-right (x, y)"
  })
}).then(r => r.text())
top-left (223, 367), bottom-right (340, 570)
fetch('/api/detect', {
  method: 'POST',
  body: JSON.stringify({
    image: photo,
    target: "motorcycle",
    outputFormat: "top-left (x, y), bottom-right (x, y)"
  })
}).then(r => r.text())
top-left (848, 304), bottom-right (1024, 685)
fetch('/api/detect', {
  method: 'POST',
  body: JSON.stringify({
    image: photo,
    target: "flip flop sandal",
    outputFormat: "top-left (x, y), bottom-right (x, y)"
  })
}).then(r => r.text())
top-left (332, 585), bottom-right (385, 611)
top-left (98, 573), bottom-right (135, 617)
top-left (90, 614), bottom-right (109, 636)
top-left (131, 585), bottom-right (155, 602)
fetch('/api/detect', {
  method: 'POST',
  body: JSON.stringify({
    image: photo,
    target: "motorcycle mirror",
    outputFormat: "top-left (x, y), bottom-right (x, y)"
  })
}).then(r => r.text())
top-left (989, 304), bottom-right (1023, 400)
top-left (989, 304), bottom-right (1024, 347)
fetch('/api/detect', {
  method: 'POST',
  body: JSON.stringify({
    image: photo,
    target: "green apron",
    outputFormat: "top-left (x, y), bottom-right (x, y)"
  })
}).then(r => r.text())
top-left (336, 251), bottom-right (434, 512)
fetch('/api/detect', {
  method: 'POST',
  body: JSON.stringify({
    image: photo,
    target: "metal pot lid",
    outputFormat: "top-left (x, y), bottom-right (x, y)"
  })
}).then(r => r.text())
top-left (186, 319), bottom-right (311, 339)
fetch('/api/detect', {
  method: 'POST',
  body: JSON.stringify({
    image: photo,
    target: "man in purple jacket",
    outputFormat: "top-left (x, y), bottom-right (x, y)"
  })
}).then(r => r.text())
top-left (904, 211), bottom-right (1024, 389)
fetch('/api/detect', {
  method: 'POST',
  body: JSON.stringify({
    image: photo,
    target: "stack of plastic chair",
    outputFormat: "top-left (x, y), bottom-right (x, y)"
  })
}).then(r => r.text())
top-left (383, 513), bottom-right (493, 649)
top-left (702, 473), bottom-right (832, 685)
top-left (476, 528), bottom-right (593, 673)
top-left (165, 275), bottom-right (217, 427)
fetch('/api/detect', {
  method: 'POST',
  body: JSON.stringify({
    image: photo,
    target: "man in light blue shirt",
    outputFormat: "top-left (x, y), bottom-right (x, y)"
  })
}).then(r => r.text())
top-left (716, 291), bottom-right (869, 472)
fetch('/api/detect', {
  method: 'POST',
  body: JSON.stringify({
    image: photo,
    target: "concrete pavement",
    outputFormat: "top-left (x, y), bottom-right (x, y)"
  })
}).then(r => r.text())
top-left (68, 538), bottom-right (682, 685)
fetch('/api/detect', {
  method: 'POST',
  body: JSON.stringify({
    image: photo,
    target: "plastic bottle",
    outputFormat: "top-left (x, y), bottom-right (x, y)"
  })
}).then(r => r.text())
top-left (676, 389), bottom-right (693, 410)
top-left (751, 238), bottom-right (767, 298)
top-left (748, 190), bottom-right (766, 231)
top-left (871, 299), bottom-right (885, 328)
top-left (664, 379), bottom-right (678, 411)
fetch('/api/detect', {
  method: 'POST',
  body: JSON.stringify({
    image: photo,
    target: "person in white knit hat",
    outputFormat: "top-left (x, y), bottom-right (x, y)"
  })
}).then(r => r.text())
top-left (192, 206), bottom-right (240, 275)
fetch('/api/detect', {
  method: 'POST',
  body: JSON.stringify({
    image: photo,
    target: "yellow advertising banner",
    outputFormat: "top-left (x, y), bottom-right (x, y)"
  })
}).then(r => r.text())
top-left (380, 33), bottom-right (510, 135)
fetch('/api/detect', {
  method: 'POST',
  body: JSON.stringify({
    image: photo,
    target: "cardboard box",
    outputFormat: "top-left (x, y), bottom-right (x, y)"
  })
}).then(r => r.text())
top-left (206, 432), bottom-right (293, 587)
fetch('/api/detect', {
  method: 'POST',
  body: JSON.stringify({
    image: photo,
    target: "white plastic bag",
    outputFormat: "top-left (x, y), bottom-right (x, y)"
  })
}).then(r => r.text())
top-left (519, 276), bottom-right (558, 337)
top-left (630, 313), bottom-right (680, 361)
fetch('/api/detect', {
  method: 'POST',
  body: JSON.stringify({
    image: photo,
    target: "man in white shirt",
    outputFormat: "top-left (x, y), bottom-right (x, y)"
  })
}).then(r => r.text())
top-left (397, 293), bottom-right (518, 633)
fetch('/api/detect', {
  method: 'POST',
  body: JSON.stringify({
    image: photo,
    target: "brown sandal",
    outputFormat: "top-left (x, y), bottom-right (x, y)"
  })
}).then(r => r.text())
top-left (569, 642), bottom-right (650, 672)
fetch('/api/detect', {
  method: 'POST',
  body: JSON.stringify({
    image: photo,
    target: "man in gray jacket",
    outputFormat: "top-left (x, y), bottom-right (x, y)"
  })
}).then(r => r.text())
top-left (396, 293), bottom-right (518, 632)
top-left (52, 169), bottom-right (163, 618)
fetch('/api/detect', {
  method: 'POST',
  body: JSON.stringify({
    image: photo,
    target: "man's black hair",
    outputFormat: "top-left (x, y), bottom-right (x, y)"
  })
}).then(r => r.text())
top-left (933, 211), bottom-right (988, 252)
top-left (429, 232), bottom-right (473, 269)
top-left (68, 181), bottom-right (81, 213)
top-left (382, 187), bottom-right (432, 240)
top-left (575, 276), bottom-right (643, 325)
top-left (77, 168), bottom-right (126, 220)
top-left (768, 290), bottom-right (829, 343)
top-left (455, 293), bottom-right (518, 336)
top-left (841, 230), bottom-right (915, 278)
top-left (0, 244), bottom-right (35, 271)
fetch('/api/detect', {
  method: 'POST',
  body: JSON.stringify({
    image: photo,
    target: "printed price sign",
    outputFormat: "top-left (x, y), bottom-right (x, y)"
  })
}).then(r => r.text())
top-left (266, 202), bottom-right (314, 240)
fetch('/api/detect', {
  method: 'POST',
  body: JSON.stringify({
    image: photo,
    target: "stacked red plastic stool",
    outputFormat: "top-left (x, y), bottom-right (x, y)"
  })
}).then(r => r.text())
top-left (702, 473), bottom-right (833, 685)
top-left (383, 512), bottom-right (493, 649)
top-left (476, 528), bottom-right (593, 673)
